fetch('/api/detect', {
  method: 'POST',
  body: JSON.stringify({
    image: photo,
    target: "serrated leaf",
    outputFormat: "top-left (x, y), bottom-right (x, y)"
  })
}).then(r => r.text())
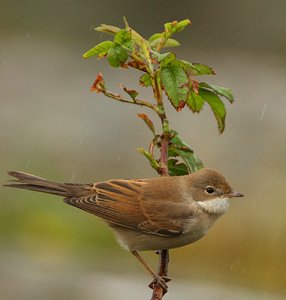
top-left (173, 60), bottom-right (214, 76)
top-left (157, 52), bottom-right (176, 65)
top-left (160, 65), bottom-right (188, 108)
top-left (107, 45), bottom-right (128, 67)
top-left (168, 159), bottom-right (189, 176)
top-left (137, 147), bottom-right (160, 172)
top-left (168, 130), bottom-right (203, 172)
top-left (168, 129), bottom-right (195, 153)
top-left (190, 63), bottom-right (215, 76)
top-left (95, 24), bottom-right (121, 35)
top-left (83, 41), bottom-right (114, 58)
top-left (113, 29), bottom-right (135, 53)
top-left (169, 147), bottom-right (203, 172)
top-left (137, 114), bottom-right (155, 135)
top-left (114, 29), bottom-right (131, 44)
top-left (139, 73), bottom-right (152, 87)
top-left (199, 90), bottom-right (226, 133)
top-left (199, 82), bottom-right (234, 103)
top-left (187, 91), bottom-right (205, 112)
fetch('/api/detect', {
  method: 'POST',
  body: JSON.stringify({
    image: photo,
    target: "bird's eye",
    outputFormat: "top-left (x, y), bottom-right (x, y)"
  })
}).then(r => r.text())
top-left (205, 186), bottom-right (215, 194)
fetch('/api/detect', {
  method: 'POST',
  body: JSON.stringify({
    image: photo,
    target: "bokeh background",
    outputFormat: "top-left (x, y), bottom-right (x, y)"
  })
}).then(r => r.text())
top-left (1, 1), bottom-right (286, 299)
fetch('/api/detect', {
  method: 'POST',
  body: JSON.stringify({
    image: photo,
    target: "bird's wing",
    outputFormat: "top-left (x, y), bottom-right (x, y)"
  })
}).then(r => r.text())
top-left (64, 179), bottom-right (193, 237)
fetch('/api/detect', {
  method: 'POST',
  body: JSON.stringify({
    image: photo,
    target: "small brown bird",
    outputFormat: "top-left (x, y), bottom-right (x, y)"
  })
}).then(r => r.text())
top-left (5, 168), bottom-right (243, 290)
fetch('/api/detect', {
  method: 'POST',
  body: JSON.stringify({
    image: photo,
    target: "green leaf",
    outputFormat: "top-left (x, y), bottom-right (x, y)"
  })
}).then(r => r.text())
top-left (83, 41), bottom-right (114, 58)
top-left (139, 73), bottom-right (152, 87)
top-left (149, 19), bottom-right (189, 50)
top-left (149, 34), bottom-right (180, 48)
top-left (148, 33), bottom-right (162, 42)
top-left (137, 148), bottom-right (160, 172)
top-left (164, 39), bottom-right (180, 48)
top-left (114, 30), bottom-right (131, 45)
top-left (164, 19), bottom-right (191, 34)
top-left (199, 90), bottom-right (226, 133)
top-left (175, 19), bottom-right (192, 31)
top-left (121, 85), bottom-right (138, 100)
top-left (128, 90), bottom-right (138, 99)
top-left (190, 63), bottom-right (215, 76)
top-left (168, 130), bottom-right (203, 172)
top-left (157, 52), bottom-right (176, 65)
top-left (95, 24), bottom-right (121, 35)
top-left (168, 159), bottom-right (189, 176)
top-left (160, 65), bottom-right (188, 108)
top-left (169, 147), bottom-right (203, 173)
top-left (113, 29), bottom-right (135, 53)
top-left (107, 45), bottom-right (128, 67)
top-left (199, 82), bottom-right (234, 103)
top-left (173, 60), bottom-right (215, 76)
top-left (137, 114), bottom-right (156, 135)
top-left (187, 91), bottom-right (205, 112)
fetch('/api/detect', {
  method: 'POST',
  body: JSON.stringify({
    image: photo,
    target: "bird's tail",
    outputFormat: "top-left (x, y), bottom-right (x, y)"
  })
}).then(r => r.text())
top-left (4, 171), bottom-right (91, 198)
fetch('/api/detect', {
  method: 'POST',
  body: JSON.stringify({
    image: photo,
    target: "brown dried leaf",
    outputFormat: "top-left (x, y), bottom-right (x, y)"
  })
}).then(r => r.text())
top-left (90, 73), bottom-right (105, 93)
top-left (137, 113), bottom-right (156, 135)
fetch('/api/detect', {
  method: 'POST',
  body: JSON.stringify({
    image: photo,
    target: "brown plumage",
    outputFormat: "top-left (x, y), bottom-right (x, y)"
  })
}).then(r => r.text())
top-left (5, 168), bottom-right (243, 251)
top-left (5, 168), bottom-right (243, 290)
top-left (5, 171), bottom-right (193, 239)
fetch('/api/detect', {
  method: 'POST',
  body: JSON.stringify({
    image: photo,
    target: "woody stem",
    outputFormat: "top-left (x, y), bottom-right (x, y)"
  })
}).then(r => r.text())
top-left (150, 73), bottom-right (170, 300)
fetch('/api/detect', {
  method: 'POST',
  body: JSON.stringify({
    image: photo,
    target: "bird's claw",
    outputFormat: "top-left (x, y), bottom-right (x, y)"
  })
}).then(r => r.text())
top-left (148, 275), bottom-right (171, 294)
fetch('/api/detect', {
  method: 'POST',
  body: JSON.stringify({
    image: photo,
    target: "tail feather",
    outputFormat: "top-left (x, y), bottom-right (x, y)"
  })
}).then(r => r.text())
top-left (4, 171), bottom-right (90, 197)
top-left (7, 171), bottom-right (46, 182)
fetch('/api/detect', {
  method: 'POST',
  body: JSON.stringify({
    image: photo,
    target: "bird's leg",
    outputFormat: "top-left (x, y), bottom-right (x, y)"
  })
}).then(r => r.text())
top-left (131, 250), bottom-right (170, 292)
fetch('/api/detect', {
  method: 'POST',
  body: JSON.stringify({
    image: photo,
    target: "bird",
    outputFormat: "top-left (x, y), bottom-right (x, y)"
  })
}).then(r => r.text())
top-left (5, 168), bottom-right (243, 291)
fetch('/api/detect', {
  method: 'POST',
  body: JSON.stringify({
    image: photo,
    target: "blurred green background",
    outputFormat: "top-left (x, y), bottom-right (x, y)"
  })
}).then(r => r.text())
top-left (1, 1), bottom-right (286, 299)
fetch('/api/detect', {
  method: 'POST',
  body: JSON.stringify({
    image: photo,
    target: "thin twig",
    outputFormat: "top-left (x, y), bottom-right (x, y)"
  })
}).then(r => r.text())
top-left (102, 89), bottom-right (160, 114)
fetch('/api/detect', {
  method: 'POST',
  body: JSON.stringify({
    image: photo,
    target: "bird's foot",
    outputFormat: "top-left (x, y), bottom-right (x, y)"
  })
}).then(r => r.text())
top-left (148, 275), bottom-right (171, 294)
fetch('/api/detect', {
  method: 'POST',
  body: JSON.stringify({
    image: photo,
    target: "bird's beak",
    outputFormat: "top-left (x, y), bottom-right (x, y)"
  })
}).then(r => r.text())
top-left (227, 191), bottom-right (244, 198)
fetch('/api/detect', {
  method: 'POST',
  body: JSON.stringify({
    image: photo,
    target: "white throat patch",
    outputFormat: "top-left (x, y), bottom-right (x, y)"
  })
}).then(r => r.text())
top-left (197, 197), bottom-right (230, 215)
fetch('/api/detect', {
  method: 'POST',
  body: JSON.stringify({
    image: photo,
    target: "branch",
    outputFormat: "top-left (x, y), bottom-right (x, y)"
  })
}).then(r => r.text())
top-left (151, 250), bottom-right (169, 300)
top-left (101, 88), bottom-right (160, 115)
top-left (150, 73), bottom-right (170, 300)
top-left (159, 132), bottom-right (169, 176)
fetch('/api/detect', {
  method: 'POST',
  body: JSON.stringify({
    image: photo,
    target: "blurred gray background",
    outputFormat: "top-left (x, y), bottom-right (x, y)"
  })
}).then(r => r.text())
top-left (1, 0), bottom-right (286, 299)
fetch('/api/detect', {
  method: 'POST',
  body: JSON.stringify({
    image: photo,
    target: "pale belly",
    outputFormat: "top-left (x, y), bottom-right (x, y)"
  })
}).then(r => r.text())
top-left (114, 229), bottom-right (206, 251)
top-left (109, 216), bottom-right (214, 251)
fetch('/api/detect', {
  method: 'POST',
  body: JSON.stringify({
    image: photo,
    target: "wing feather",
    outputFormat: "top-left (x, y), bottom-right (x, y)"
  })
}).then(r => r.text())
top-left (64, 178), bottom-right (193, 237)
